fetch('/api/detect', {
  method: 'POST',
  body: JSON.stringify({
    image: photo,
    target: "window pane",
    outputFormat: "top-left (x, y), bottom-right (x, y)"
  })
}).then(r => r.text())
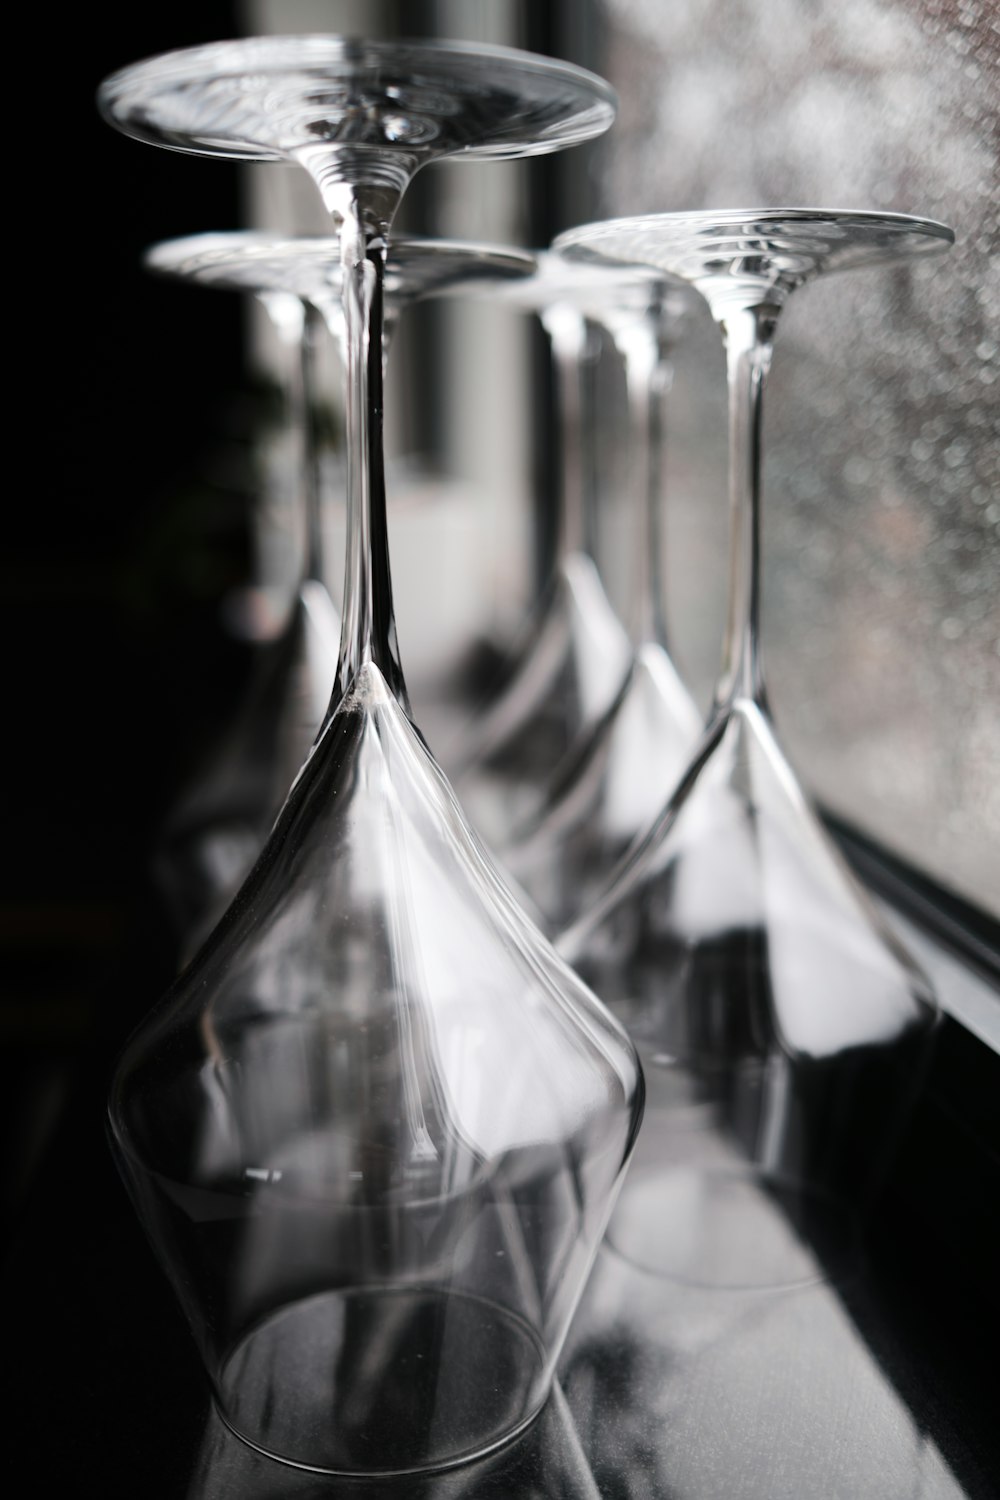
top-left (597, 0), bottom-right (999, 916)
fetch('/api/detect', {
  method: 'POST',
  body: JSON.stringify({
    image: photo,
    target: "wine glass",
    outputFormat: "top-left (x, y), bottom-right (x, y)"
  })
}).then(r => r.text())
top-left (146, 229), bottom-right (537, 932)
top-left (554, 209), bottom-right (951, 1289)
top-left (150, 230), bottom-right (537, 353)
top-left (448, 253), bottom-right (682, 854)
top-left (144, 234), bottom-right (342, 947)
top-left (99, 35), bottom-right (642, 1477)
top-left (502, 270), bottom-right (703, 929)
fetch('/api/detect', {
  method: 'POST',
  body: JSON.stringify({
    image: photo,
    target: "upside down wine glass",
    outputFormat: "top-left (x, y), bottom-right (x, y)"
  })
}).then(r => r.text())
top-left (503, 270), bottom-right (703, 930)
top-left (170, 231), bottom-right (538, 357)
top-left (555, 210), bottom-right (950, 1289)
top-left (144, 235), bottom-right (343, 947)
top-left (446, 257), bottom-right (657, 849)
top-left (148, 230), bottom-right (537, 952)
top-left (99, 36), bottom-right (642, 1476)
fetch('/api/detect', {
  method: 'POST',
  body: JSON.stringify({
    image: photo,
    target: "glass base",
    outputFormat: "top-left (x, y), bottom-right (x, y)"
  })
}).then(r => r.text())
top-left (98, 36), bottom-right (616, 168)
top-left (215, 1285), bottom-right (548, 1476)
top-left (606, 1165), bottom-right (862, 1291)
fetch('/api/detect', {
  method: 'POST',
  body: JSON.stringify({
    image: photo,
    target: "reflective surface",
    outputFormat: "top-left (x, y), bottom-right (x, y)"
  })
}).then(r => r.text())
top-left (556, 211), bottom-right (948, 1288)
top-left (11, 966), bottom-right (998, 1497)
top-left (561, 1213), bottom-right (985, 1500)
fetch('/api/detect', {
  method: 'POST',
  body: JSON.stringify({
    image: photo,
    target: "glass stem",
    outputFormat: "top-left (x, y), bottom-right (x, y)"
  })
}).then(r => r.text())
top-left (541, 304), bottom-right (599, 565)
top-left (714, 304), bottom-right (777, 713)
top-left (612, 312), bottom-right (671, 651)
top-left (320, 181), bottom-right (409, 717)
top-left (579, 318), bottom-right (603, 566)
top-left (257, 290), bottom-right (316, 602)
top-left (299, 303), bottom-right (327, 589)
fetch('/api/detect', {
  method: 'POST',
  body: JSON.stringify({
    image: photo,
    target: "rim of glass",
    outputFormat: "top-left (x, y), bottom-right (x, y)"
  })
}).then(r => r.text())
top-left (97, 33), bottom-right (618, 162)
top-left (144, 234), bottom-right (539, 317)
top-left (145, 230), bottom-right (538, 279)
top-left (554, 206), bottom-right (955, 248)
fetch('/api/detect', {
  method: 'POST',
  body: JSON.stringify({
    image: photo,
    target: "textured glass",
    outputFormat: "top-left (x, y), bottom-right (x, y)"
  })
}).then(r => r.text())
top-left (596, 0), bottom-right (999, 915)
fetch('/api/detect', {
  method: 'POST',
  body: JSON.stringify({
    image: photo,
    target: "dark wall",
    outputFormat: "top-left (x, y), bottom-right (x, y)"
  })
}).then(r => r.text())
top-left (5, 8), bottom-right (249, 1229)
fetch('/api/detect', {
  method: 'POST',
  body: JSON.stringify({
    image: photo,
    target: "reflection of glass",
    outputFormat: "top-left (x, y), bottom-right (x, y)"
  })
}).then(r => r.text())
top-left (100, 36), bottom-right (642, 1477)
top-left (562, 1215), bottom-right (960, 1500)
top-left (145, 239), bottom-right (342, 946)
top-left (555, 210), bottom-right (951, 1288)
top-left (504, 279), bottom-right (702, 929)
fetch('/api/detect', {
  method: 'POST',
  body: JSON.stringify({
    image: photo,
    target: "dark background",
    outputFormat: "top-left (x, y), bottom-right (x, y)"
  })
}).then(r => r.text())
top-left (5, 7), bottom-right (250, 1232)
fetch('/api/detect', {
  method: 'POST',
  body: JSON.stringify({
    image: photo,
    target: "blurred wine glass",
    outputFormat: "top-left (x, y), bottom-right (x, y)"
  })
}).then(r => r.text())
top-left (555, 208), bottom-right (950, 1288)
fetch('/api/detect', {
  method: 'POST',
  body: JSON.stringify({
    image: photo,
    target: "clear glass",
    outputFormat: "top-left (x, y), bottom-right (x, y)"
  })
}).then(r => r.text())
top-left (504, 271), bottom-right (703, 929)
top-left (447, 255), bottom-right (676, 855)
top-left (554, 209), bottom-right (950, 1289)
top-left (145, 231), bottom-right (537, 357)
top-left (145, 230), bottom-right (534, 952)
top-left (100, 36), bottom-right (642, 1477)
top-left (144, 239), bottom-right (341, 946)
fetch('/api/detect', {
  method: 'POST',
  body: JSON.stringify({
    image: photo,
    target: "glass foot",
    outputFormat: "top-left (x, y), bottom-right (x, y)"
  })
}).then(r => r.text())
top-left (99, 35), bottom-right (615, 170)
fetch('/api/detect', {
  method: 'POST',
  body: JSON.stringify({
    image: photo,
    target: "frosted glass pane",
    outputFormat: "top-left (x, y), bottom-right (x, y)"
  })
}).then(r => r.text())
top-left (597, 0), bottom-right (999, 915)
